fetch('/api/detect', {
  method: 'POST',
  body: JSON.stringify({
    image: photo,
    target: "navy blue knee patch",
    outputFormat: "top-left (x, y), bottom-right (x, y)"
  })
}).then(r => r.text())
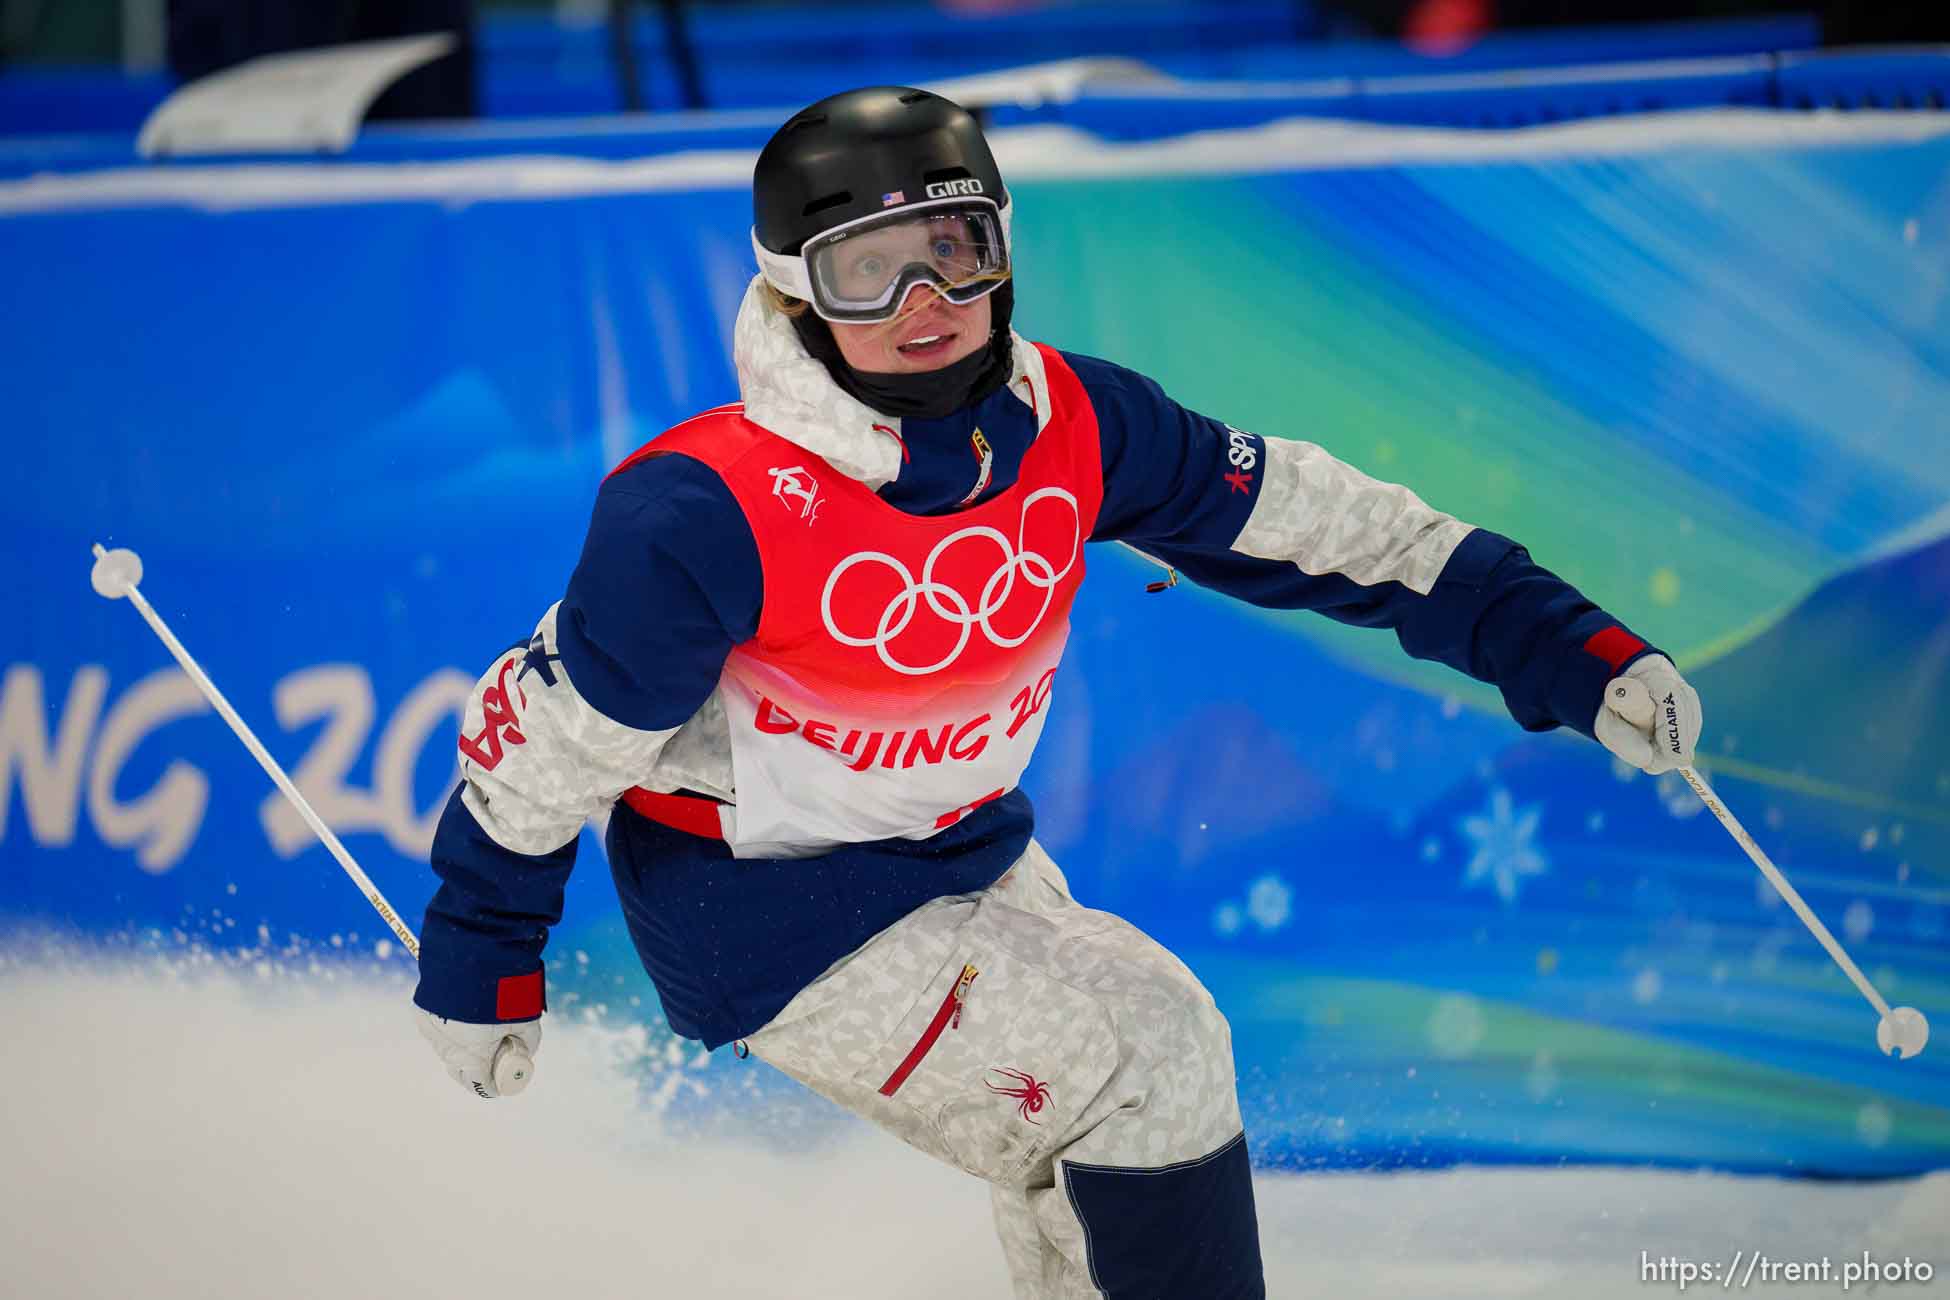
top-left (1061, 1132), bottom-right (1265, 1299)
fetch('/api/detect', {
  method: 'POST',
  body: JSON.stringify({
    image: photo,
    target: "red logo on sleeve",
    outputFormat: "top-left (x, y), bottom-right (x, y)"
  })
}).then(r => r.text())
top-left (458, 656), bottom-right (527, 771)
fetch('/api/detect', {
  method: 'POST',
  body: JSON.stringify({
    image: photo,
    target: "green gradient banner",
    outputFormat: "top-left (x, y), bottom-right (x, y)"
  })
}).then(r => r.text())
top-left (1006, 129), bottom-right (1950, 1172)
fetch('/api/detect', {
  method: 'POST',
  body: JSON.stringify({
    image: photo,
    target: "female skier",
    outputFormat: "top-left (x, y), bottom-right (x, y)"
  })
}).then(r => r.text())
top-left (412, 86), bottom-right (1703, 1299)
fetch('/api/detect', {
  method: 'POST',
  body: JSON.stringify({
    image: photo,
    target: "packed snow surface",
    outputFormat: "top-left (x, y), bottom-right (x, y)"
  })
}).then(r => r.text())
top-left (4, 957), bottom-right (1942, 1299)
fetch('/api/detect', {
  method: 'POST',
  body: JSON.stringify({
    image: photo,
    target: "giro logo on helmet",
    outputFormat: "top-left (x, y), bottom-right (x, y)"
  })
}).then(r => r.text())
top-left (925, 178), bottom-right (985, 199)
top-left (820, 487), bottom-right (1080, 676)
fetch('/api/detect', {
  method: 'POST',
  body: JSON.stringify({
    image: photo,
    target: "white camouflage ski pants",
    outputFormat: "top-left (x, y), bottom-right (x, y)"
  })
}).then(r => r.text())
top-left (743, 841), bottom-right (1266, 1299)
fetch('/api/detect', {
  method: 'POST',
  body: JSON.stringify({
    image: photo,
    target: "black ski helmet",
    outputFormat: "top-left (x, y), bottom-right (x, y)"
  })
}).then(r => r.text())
top-left (753, 86), bottom-right (1009, 259)
top-left (751, 86), bottom-right (1016, 421)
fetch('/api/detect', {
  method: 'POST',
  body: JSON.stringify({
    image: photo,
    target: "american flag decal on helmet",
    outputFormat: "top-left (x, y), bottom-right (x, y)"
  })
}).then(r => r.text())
top-left (881, 190), bottom-right (906, 206)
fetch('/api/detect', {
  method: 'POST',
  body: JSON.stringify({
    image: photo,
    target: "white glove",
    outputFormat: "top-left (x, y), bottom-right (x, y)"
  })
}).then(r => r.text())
top-left (415, 1007), bottom-right (541, 1100)
top-left (1596, 653), bottom-right (1702, 774)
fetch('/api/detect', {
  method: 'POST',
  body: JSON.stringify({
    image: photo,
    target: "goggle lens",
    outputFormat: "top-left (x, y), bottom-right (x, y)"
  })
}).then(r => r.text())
top-left (804, 201), bottom-right (1007, 323)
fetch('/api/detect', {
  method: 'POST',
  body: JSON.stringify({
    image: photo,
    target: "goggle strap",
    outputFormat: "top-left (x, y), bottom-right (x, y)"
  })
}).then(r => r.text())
top-left (751, 228), bottom-right (815, 302)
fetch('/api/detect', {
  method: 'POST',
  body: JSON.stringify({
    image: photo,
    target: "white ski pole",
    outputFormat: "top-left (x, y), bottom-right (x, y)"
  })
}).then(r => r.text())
top-left (1609, 677), bottom-right (1928, 1059)
top-left (89, 543), bottom-right (535, 1093)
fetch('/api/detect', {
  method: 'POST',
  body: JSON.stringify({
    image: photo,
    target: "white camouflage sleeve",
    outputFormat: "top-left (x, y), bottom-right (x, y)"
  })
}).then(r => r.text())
top-left (1231, 437), bottom-right (1476, 594)
top-left (455, 601), bottom-right (681, 857)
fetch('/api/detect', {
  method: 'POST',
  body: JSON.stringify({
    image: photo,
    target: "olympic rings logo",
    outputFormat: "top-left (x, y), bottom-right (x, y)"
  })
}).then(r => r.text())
top-left (820, 487), bottom-right (1081, 676)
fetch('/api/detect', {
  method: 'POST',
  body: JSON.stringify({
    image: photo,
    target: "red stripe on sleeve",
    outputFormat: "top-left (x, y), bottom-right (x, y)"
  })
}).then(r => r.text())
top-left (1583, 626), bottom-right (1647, 672)
top-left (496, 970), bottom-right (545, 1021)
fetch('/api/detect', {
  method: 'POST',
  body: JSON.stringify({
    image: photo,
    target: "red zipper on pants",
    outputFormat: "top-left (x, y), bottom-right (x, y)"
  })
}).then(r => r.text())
top-left (878, 963), bottom-right (979, 1097)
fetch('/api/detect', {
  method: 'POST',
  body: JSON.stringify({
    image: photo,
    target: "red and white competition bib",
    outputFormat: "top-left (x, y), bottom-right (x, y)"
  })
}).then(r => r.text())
top-left (626, 345), bottom-right (1103, 852)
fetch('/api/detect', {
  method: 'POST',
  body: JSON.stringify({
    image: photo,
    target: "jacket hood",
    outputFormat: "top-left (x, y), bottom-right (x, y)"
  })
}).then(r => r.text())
top-left (731, 275), bottom-right (1049, 491)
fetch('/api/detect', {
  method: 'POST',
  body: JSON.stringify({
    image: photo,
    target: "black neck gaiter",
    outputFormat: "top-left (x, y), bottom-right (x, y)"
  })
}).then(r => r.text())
top-left (788, 280), bottom-right (1016, 421)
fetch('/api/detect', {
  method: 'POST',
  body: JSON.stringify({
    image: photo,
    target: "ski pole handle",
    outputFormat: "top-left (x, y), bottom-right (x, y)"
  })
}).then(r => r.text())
top-left (492, 1036), bottom-right (534, 1096)
top-left (1606, 676), bottom-right (1656, 730)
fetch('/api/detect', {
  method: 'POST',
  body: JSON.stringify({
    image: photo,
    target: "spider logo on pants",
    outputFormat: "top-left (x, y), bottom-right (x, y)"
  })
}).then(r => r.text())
top-left (985, 1067), bottom-right (1052, 1125)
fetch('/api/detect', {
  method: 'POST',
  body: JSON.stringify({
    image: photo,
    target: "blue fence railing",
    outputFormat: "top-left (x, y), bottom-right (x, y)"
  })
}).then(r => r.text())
top-left (0, 10), bottom-right (1837, 139)
top-left (478, 0), bottom-right (1316, 117)
top-left (474, 9), bottom-right (1822, 117)
top-left (1054, 48), bottom-right (1949, 137)
top-left (3, 46), bottom-right (1944, 184)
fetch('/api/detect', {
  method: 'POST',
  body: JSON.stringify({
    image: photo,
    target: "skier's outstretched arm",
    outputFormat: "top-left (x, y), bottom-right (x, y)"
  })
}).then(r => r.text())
top-left (412, 453), bottom-right (760, 1096)
top-left (1069, 350), bottom-right (1701, 770)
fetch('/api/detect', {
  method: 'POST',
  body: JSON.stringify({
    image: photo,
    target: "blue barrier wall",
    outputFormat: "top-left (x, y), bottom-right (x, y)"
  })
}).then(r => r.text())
top-left (4, 108), bottom-right (1948, 1174)
top-left (0, 11), bottom-right (1834, 139)
top-left (7, 48), bottom-right (1946, 182)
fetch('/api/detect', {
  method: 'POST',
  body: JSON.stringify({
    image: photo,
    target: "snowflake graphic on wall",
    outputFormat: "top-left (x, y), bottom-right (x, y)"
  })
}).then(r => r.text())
top-left (1210, 874), bottom-right (1294, 938)
top-left (1245, 874), bottom-right (1293, 932)
top-left (1459, 788), bottom-right (1548, 905)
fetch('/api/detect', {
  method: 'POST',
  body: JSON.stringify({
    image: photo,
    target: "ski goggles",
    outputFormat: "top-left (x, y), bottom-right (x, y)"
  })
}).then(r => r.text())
top-left (753, 196), bottom-right (1011, 324)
